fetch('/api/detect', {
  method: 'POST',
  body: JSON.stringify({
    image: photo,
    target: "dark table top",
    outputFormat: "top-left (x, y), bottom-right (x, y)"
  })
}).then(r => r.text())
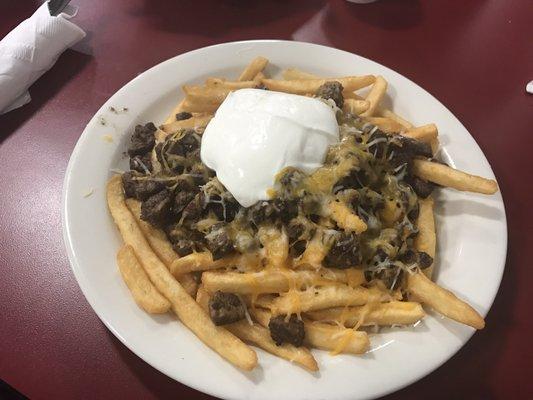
top-left (1, 1), bottom-right (532, 399)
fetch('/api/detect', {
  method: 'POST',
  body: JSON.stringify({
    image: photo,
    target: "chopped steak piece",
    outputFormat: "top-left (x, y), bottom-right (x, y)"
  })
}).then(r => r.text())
top-left (269, 314), bottom-right (305, 347)
top-left (405, 175), bottom-right (435, 198)
top-left (140, 189), bottom-right (173, 228)
top-left (129, 153), bottom-right (153, 173)
top-left (418, 251), bottom-right (433, 269)
top-left (208, 291), bottom-right (245, 325)
top-left (316, 81), bottom-right (344, 108)
top-left (323, 232), bottom-right (362, 269)
top-left (128, 122), bottom-right (156, 156)
top-left (175, 111), bottom-right (193, 121)
top-left (205, 224), bottom-right (234, 260)
top-left (121, 172), bottom-right (164, 201)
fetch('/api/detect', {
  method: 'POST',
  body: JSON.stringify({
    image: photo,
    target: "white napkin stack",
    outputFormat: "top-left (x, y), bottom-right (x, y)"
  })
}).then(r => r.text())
top-left (0, 2), bottom-right (86, 114)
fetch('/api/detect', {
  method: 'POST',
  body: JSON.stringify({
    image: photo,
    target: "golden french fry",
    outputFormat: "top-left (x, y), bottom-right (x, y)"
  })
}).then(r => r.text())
top-left (238, 56), bottom-right (269, 81)
top-left (328, 200), bottom-right (367, 234)
top-left (343, 98), bottom-right (370, 115)
top-left (258, 285), bottom-right (389, 315)
top-left (107, 175), bottom-right (257, 370)
top-left (196, 287), bottom-right (318, 372)
top-left (364, 117), bottom-right (405, 133)
top-left (415, 197), bottom-right (436, 278)
top-left (182, 85), bottom-right (231, 104)
top-left (261, 75), bottom-right (376, 95)
top-left (361, 76), bottom-right (388, 117)
top-left (305, 322), bottom-right (369, 355)
top-left (413, 159), bottom-right (498, 194)
top-left (378, 108), bottom-right (413, 129)
top-left (408, 271), bottom-right (485, 329)
top-left (117, 245), bottom-right (171, 313)
top-left (160, 114), bottom-right (212, 134)
top-left (205, 78), bottom-right (257, 90)
top-left (253, 71), bottom-right (266, 83)
top-left (403, 124), bottom-right (438, 143)
top-left (164, 98), bottom-right (185, 124)
top-left (170, 251), bottom-right (238, 276)
top-left (307, 301), bottom-right (425, 327)
top-left (201, 269), bottom-right (364, 295)
top-left (282, 68), bottom-right (320, 80)
top-left (181, 97), bottom-right (220, 113)
top-left (258, 227), bottom-right (289, 269)
top-left (125, 199), bottom-right (198, 297)
top-left (252, 308), bottom-right (368, 355)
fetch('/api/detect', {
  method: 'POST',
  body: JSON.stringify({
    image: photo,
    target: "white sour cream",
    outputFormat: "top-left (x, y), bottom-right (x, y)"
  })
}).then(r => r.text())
top-left (200, 88), bottom-right (339, 207)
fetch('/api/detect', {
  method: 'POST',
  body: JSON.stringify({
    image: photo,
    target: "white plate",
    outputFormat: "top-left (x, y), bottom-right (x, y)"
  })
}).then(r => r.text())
top-left (62, 40), bottom-right (507, 400)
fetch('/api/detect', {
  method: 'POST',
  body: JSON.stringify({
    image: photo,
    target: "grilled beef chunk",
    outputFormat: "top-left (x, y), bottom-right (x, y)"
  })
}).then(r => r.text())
top-left (128, 122), bottom-right (156, 156)
top-left (129, 153), bottom-right (153, 173)
top-left (205, 224), bottom-right (234, 260)
top-left (286, 219), bottom-right (305, 243)
top-left (367, 130), bottom-right (389, 159)
top-left (121, 172), bottom-right (165, 201)
top-left (399, 249), bottom-right (417, 264)
top-left (323, 232), bottom-right (362, 269)
top-left (166, 225), bottom-right (204, 256)
top-left (175, 111), bottom-right (193, 121)
top-left (273, 199), bottom-right (298, 223)
top-left (206, 195), bottom-right (239, 222)
top-left (289, 240), bottom-right (307, 258)
top-left (248, 201), bottom-right (277, 226)
top-left (334, 169), bottom-right (367, 192)
top-left (141, 189), bottom-right (173, 228)
top-left (375, 267), bottom-right (404, 290)
top-left (269, 314), bottom-right (305, 346)
top-left (208, 291), bottom-right (245, 325)
top-left (418, 251), bottom-right (433, 269)
top-left (405, 175), bottom-right (435, 198)
top-left (182, 192), bottom-right (205, 220)
top-left (316, 81), bottom-right (344, 108)
top-left (166, 129), bottom-right (200, 157)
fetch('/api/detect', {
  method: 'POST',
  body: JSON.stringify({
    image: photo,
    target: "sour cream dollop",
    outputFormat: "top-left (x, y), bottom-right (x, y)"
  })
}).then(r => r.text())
top-left (200, 89), bottom-right (339, 207)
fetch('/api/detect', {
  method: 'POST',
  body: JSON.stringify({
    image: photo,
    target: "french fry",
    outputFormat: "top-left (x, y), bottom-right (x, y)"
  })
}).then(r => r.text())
top-left (182, 85), bottom-right (231, 105)
top-left (252, 308), bottom-right (369, 355)
top-left (181, 97), bottom-right (220, 113)
top-left (380, 197), bottom-right (403, 227)
top-left (343, 98), bottom-right (370, 115)
top-left (164, 99), bottom-right (185, 124)
top-left (258, 227), bottom-right (289, 269)
top-left (107, 175), bottom-right (257, 370)
top-left (361, 76), bottom-right (388, 117)
top-left (408, 271), bottom-right (485, 329)
top-left (258, 285), bottom-right (389, 315)
top-left (403, 124), bottom-right (438, 143)
top-left (125, 199), bottom-right (198, 297)
top-left (253, 71), bottom-right (266, 83)
top-left (415, 197), bottom-right (436, 278)
top-left (160, 114), bottom-right (212, 134)
top-left (117, 245), bottom-right (171, 313)
top-left (201, 269), bottom-right (363, 295)
top-left (261, 76), bottom-right (376, 95)
top-left (305, 322), bottom-right (369, 355)
top-left (196, 287), bottom-right (318, 371)
top-left (377, 107), bottom-right (413, 129)
top-left (363, 117), bottom-right (405, 133)
top-left (238, 56), bottom-right (269, 81)
top-left (328, 200), bottom-right (367, 234)
top-left (282, 68), bottom-right (320, 80)
top-left (307, 301), bottom-right (425, 327)
top-left (170, 251), bottom-right (238, 276)
top-left (413, 159), bottom-right (498, 194)
top-left (205, 78), bottom-right (257, 90)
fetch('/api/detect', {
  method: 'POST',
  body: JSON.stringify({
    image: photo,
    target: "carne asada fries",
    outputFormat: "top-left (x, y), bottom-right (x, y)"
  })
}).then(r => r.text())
top-left (106, 57), bottom-right (498, 371)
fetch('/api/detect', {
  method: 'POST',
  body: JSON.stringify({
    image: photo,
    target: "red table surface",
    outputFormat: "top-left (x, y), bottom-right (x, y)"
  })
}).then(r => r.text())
top-left (1, 1), bottom-right (532, 399)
